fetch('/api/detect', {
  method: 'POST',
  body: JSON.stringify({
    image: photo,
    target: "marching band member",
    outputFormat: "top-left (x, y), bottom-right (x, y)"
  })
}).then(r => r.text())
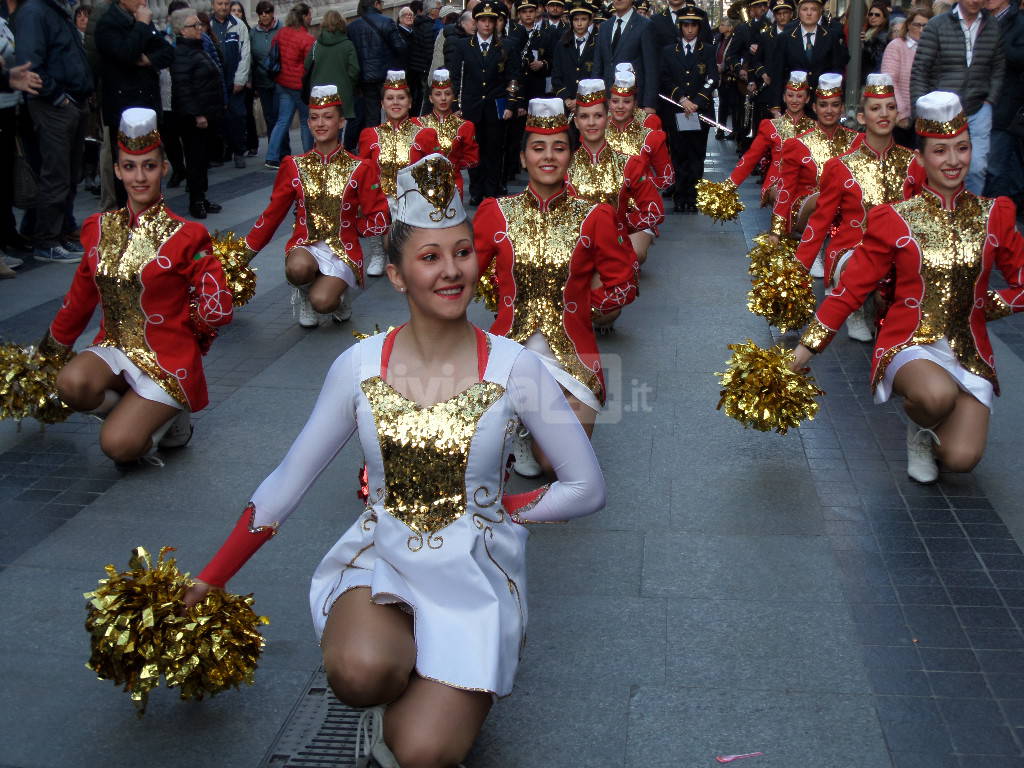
top-left (43, 108), bottom-right (233, 464)
top-left (567, 78), bottom-right (663, 267)
top-left (791, 92), bottom-right (1024, 484)
top-left (247, 86), bottom-right (390, 328)
top-left (359, 70), bottom-right (441, 277)
top-left (185, 153), bottom-right (605, 767)
top-left (476, 98), bottom-right (638, 476)
top-left (769, 72), bottom-right (860, 258)
top-left (414, 68), bottom-right (480, 198)
top-left (794, 73), bottom-right (925, 340)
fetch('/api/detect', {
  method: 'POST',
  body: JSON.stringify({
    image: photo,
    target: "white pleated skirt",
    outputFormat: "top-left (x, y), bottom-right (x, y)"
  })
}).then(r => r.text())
top-left (523, 332), bottom-right (601, 413)
top-left (84, 346), bottom-right (181, 408)
top-left (875, 337), bottom-right (994, 411)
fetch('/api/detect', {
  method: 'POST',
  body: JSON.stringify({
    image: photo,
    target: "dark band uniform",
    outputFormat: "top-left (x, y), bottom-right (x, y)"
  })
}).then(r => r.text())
top-left (768, 0), bottom-right (848, 111)
top-left (551, 0), bottom-right (598, 101)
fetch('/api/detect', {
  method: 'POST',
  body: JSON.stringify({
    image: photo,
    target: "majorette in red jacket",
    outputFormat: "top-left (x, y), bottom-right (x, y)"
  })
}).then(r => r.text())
top-left (358, 119), bottom-right (441, 199)
top-left (474, 185), bottom-right (639, 404)
top-left (800, 188), bottom-right (1024, 394)
top-left (605, 117), bottom-right (675, 191)
top-left (49, 201), bottom-right (233, 411)
top-left (413, 112), bottom-right (479, 196)
top-left (245, 145), bottom-right (390, 284)
top-left (566, 142), bottom-right (665, 236)
top-left (729, 114), bottom-right (816, 206)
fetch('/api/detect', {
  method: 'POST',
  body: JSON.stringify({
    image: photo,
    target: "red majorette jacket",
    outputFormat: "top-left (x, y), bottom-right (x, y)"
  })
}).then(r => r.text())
top-left (49, 202), bottom-right (233, 411)
top-left (795, 139), bottom-right (925, 283)
top-left (246, 146), bottom-right (389, 283)
top-left (800, 188), bottom-right (1024, 394)
top-left (474, 185), bottom-right (639, 404)
top-left (729, 114), bottom-right (815, 206)
top-left (358, 119), bottom-right (441, 198)
top-left (566, 142), bottom-right (665, 235)
top-left (605, 117), bottom-right (674, 191)
top-left (413, 112), bottom-right (479, 196)
top-left (770, 123), bottom-right (862, 235)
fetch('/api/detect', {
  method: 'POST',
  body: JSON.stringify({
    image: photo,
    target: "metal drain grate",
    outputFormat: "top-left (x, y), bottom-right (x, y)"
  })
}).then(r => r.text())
top-left (262, 667), bottom-right (362, 768)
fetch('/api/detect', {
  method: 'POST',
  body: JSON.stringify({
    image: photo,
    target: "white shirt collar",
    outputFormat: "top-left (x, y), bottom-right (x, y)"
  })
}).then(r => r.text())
top-left (614, 7), bottom-right (634, 26)
top-left (477, 33), bottom-right (493, 45)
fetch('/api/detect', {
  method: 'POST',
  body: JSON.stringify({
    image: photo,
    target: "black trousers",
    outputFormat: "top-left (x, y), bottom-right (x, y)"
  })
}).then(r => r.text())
top-left (670, 123), bottom-right (710, 206)
top-left (468, 106), bottom-right (505, 200)
top-left (0, 106), bottom-right (18, 247)
top-left (161, 111), bottom-right (186, 179)
top-left (717, 84), bottom-right (739, 132)
top-left (345, 81), bottom-right (383, 153)
top-left (27, 99), bottom-right (87, 245)
top-left (178, 114), bottom-right (212, 205)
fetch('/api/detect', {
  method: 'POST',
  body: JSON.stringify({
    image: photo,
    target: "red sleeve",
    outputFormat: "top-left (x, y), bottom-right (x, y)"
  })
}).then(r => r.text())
top-left (795, 157), bottom-right (845, 270)
top-left (771, 138), bottom-right (803, 232)
top-left (474, 197), bottom-right (500, 275)
top-left (186, 225), bottom-right (234, 329)
top-left (642, 112), bottom-right (662, 131)
top-left (358, 127), bottom-right (378, 160)
top-left (197, 503), bottom-right (276, 589)
top-left (355, 160), bottom-right (390, 238)
top-left (904, 155), bottom-right (926, 199)
top-left (646, 130), bottom-right (673, 190)
top-left (588, 203), bottom-right (639, 312)
top-left (730, 119), bottom-right (773, 186)
top-left (411, 127), bottom-right (441, 162)
top-left (458, 121), bottom-right (479, 170)
top-left (803, 205), bottom-right (898, 350)
top-left (245, 157), bottom-right (298, 253)
top-left (624, 155), bottom-right (664, 234)
top-left (49, 214), bottom-right (101, 348)
top-left (988, 197), bottom-right (1024, 315)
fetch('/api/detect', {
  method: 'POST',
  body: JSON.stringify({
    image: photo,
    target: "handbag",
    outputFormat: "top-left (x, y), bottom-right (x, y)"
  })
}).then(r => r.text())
top-left (13, 134), bottom-right (39, 210)
top-left (264, 38), bottom-right (282, 78)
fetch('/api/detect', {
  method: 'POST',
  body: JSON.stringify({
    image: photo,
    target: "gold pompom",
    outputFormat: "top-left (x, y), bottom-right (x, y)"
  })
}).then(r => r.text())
top-left (0, 341), bottom-right (72, 424)
top-left (474, 261), bottom-right (499, 313)
top-left (747, 258), bottom-right (815, 332)
top-left (716, 340), bottom-right (823, 434)
top-left (746, 233), bottom-right (797, 279)
top-left (211, 232), bottom-right (258, 307)
top-left (696, 179), bottom-right (744, 223)
top-left (84, 546), bottom-right (269, 715)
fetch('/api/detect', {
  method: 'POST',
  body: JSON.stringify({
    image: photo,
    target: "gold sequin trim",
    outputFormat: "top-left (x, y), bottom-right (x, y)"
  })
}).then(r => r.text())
top-left (293, 150), bottom-right (362, 276)
top-left (417, 112), bottom-right (465, 155)
top-left (361, 377), bottom-right (506, 548)
top-left (93, 203), bottom-right (187, 406)
top-left (985, 290), bottom-right (1012, 321)
top-left (567, 143), bottom-right (630, 208)
top-left (498, 191), bottom-right (603, 400)
top-left (309, 95), bottom-right (341, 108)
top-left (915, 113), bottom-right (968, 138)
top-left (118, 129), bottom-right (161, 153)
top-left (840, 142), bottom-right (915, 210)
top-left (862, 85), bottom-right (894, 98)
top-left (799, 125), bottom-right (858, 183)
top-left (815, 87), bottom-right (842, 98)
top-left (800, 317), bottom-right (835, 352)
top-left (605, 119), bottom-right (651, 159)
top-left (525, 114), bottom-right (570, 133)
top-left (374, 120), bottom-right (424, 198)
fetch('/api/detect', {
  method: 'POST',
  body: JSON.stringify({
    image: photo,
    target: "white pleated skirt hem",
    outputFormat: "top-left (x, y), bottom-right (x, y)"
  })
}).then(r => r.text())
top-left (874, 338), bottom-right (994, 411)
top-left (83, 346), bottom-right (182, 408)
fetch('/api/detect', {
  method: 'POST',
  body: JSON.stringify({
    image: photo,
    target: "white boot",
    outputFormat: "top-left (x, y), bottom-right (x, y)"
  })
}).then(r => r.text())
top-left (354, 706), bottom-right (399, 768)
top-left (846, 305), bottom-right (874, 342)
top-left (809, 253), bottom-right (825, 279)
top-left (365, 237), bottom-right (387, 278)
top-left (158, 409), bottom-right (193, 449)
top-left (332, 289), bottom-right (353, 323)
top-left (292, 285), bottom-right (318, 328)
top-left (906, 422), bottom-right (940, 484)
top-left (512, 426), bottom-right (543, 478)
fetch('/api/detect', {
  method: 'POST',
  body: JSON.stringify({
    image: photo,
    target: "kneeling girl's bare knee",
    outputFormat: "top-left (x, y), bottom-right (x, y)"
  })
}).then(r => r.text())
top-left (324, 647), bottom-right (408, 707)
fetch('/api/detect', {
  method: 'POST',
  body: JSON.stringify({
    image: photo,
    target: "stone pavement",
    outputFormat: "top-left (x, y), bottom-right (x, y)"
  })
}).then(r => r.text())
top-left (1, 135), bottom-right (1024, 768)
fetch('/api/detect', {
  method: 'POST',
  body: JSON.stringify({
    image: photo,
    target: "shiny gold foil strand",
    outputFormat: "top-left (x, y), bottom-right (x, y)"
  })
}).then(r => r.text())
top-left (84, 546), bottom-right (269, 715)
top-left (696, 179), bottom-right (745, 223)
top-left (747, 233), bottom-right (797, 279)
top-left (715, 340), bottom-right (823, 435)
top-left (747, 258), bottom-right (816, 332)
top-left (210, 231), bottom-right (258, 307)
top-left (0, 342), bottom-right (72, 424)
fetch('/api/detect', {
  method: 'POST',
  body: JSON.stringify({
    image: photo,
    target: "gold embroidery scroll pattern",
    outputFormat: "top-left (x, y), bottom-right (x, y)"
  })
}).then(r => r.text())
top-left (361, 377), bottom-right (506, 551)
top-left (497, 193), bottom-right (602, 397)
top-left (295, 151), bottom-right (361, 274)
top-left (93, 204), bottom-right (187, 405)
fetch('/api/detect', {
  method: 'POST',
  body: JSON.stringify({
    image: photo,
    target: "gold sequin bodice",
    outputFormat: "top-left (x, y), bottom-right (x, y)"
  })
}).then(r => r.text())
top-left (606, 120), bottom-right (649, 158)
top-left (361, 376), bottom-right (505, 548)
top-left (800, 126), bottom-right (857, 181)
top-left (417, 112), bottom-right (463, 155)
top-left (93, 203), bottom-right (186, 403)
top-left (568, 144), bottom-right (630, 207)
top-left (294, 149), bottom-right (359, 248)
top-left (376, 120), bottom-right (423, 197)
top-left (500, 192), bottom-right (600, 394)
top-left (772, 115), bottom-right (815, 143)
top-left (893, 191), bottom-right (995, 377)
top-left (839, 142), bottom-right (915, 209)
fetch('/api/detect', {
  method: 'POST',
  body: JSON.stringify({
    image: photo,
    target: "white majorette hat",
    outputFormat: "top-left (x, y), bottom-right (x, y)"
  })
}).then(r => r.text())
top-left (915, 91), bottom-right (967, 138)
top-left (612, 69), bottom-right (637, 95)
top-left (309, 84), bottom-right (342, 109)
top-left (786, 70), bottom-right (808, 91)
top-left (384, 70), bottom-right (409, 91)
top-left (394, 154), bottom-right (465, 227)
top-left (430, 68), bottom-right (452, 89)
top-left (118, 107), bottom-right (161, 155)
top-left (526, 97), bottom-right (569, 134)
top-left (816, 72), bottom-right (843, 98)
top-left (576, 78), bottom-right (607, 107)
top-left (863, 72), bottom-right (894, 98)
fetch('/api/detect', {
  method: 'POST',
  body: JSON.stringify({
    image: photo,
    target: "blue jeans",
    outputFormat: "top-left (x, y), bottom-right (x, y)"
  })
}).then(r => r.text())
top-left (257, 85), bottom-right (289, 155)
top-left (267, 84), bottom-right (313, 163)
top-left (966, 102), bottom-right (992, 195)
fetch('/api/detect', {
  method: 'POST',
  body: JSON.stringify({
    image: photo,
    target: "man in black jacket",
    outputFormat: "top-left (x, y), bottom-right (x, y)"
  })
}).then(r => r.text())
top-left (769, 0), bottom-right (848, 113)
top-left (348, 0), bottom-right (408, 149)
top-left (95, 0), bottom-right (173, 206)
top-left (551, 0), bottom-right (598, 108)
top-left (592, 0), bottom-right (658, 109)
top-left (15, 0), bottom-right (94, 262)
top-left (409, 0), bottom-right (440, 114)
